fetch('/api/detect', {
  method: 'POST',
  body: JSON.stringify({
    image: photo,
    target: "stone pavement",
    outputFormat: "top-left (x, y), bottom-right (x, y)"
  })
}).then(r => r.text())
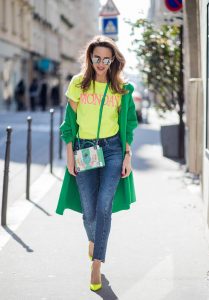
top-left (0, 110), bottom-right (209, 300)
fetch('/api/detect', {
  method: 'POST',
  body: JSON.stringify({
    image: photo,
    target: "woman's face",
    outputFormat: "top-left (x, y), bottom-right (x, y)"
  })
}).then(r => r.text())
top-left (91, 46), bottom-right (113, 78)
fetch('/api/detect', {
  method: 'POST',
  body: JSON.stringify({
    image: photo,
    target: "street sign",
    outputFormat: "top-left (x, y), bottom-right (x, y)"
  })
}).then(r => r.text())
top-left (99, 0), bottom-right (120, 17)
top-left (165, 0), bottom-right (182, 12)
top-left (148, 0), bottom-right (183, 26)
top-left (102, 17), bottom-right (118, 35)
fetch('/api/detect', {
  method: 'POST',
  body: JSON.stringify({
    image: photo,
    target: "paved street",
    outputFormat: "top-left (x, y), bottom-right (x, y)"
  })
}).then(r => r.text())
top-left (0, 109), bottom-right (209, 299)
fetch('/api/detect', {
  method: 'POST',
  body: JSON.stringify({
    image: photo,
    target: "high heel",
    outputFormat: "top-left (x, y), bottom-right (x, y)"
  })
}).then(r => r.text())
top-left (90, 265), bottom-right (102, 291)
top-left (90, 283), bottom-right (102, 291)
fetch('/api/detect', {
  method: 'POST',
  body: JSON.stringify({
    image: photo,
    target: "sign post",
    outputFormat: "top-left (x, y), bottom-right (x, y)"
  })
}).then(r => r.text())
top-left (99, 0), bottom-right (120, 41)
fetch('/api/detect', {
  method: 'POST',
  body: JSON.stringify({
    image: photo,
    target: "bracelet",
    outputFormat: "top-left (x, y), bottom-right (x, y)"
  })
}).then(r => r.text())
top-left (125, 150), bottom-right (132, 157)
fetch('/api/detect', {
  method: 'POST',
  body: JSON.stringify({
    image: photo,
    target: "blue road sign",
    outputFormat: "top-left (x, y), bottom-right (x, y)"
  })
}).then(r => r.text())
top-left (165, 0), bottom-right (182, 12)
top-left (102, 17), bottom-right (118, 35)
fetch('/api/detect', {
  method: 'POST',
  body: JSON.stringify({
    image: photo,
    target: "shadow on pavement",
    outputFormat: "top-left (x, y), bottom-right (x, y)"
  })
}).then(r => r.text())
top-left (132, 125), bottom-right (161, 172)
top-left (92, 273), bottom-right (119, 299)
top-left (3, 226), bottom-right (34, 252)
top-left (27, 198), bottom-right (52, 216)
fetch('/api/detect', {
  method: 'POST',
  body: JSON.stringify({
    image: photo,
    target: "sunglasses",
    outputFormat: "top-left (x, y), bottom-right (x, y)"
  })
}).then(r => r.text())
top-left (91, 56), bottom-right (114, 65)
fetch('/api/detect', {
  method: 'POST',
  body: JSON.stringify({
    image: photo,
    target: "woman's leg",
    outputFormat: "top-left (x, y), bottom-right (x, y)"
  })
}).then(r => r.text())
top-left (75, 168), bottom-right (99, 244)
top-left (92, 135), bottom-right (123, 263)
top-left (89, 241), bottom-right (94, 257)
top-left (73, 139), bottom-right (100, 244)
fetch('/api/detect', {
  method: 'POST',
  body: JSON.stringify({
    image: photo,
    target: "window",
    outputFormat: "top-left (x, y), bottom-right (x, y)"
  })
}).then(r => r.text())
top-left (2, 0), bottom-right (6, 30)
top-left (20, 7), bottom-right (24, 40)
top-left (11, 0), bottom-right (16, 34)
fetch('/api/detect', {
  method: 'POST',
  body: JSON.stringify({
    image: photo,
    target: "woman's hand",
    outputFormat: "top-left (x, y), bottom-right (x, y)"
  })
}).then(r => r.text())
top-left (121, 154), bottom-right (132, 178)
top-left (67, 142), bottom-right (77, 176)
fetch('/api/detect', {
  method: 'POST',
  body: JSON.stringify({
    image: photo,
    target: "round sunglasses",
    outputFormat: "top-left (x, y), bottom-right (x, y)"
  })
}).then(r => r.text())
top-left (91, 56), bottom-right (114, 66)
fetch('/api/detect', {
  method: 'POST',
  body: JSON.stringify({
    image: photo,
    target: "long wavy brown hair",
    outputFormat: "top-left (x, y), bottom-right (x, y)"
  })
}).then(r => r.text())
top-left (78, 35), bottom-right (127, 94)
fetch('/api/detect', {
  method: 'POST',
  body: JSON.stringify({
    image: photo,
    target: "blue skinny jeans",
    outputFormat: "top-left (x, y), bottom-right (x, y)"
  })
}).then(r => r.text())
top-left (73, 132), bottom-right (123, 263)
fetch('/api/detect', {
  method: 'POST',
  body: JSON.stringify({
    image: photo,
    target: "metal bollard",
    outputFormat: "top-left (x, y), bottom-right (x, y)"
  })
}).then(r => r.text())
top-left (49, 108), bottom-right (54, 173)
top-left (26, 116), bottom-right (32, 200)
top-left (1, 127), bottom-right (12, 226)
top-left (59, 105), bottom-right (64, 159)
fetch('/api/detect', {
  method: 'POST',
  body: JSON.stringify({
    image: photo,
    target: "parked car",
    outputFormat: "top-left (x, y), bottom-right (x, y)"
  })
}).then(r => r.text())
top-left (133, 91), bottom-right (143, 123)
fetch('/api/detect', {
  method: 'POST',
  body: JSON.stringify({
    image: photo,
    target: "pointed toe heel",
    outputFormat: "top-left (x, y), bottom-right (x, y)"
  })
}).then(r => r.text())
top-left (90, 283), bottom-right (102, 291)
top-left (90, 265), bottom-right (102, 291)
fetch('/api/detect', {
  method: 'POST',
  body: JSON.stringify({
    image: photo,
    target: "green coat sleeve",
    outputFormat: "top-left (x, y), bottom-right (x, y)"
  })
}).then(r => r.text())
top-left (126, 87), bottom-right (138, 145)
top-left (60, 103), bottom-right (75, 144)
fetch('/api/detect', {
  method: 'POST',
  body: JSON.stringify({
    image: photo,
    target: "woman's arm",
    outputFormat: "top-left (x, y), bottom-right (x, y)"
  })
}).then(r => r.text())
top-left (66, 141), bottom-right (77, 176)
top-left (122, 88), bottom-right (138, 178)
top-left (121, 142), bottom-right (132, 178)
top-left (60, 98), bottom-right (78, 176)
top-left (59, 98), bottom-right (78, 144)
top-left (126, 93), bottom-right (138, 145)
top-left (69, 99), bottom-right (78, 112)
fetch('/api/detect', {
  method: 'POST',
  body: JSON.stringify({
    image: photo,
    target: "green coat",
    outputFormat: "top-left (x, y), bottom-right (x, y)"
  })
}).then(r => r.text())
top-left (55, 83), bottom-right (138, 215)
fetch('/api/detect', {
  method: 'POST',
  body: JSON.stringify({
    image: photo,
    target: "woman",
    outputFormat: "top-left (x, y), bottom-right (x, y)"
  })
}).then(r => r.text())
top-left (56, 35), bottom-right (138, 291)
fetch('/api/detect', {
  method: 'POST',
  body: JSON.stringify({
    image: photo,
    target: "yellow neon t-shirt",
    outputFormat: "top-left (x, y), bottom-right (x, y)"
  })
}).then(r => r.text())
top-left (65, 74), bottom-right (122, 139)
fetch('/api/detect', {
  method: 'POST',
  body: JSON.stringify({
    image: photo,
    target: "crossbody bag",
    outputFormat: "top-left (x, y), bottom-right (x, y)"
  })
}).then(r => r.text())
top-left (74, 83), bottom-right (109, 173)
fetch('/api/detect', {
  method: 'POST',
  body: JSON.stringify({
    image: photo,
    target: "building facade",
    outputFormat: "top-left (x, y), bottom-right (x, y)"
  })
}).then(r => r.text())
top-left (149, 0), bottom-right (209, 240)
top-left (182, 0), bottom-right (209, 241)
top-left (0, 0), bottom-right (100, 111)
top-left (59, 0), bottom-right (100, 103)
top-left (0, 0), bottom-right (33, 110)
top-left (198, 0), bottom-right (209, 240)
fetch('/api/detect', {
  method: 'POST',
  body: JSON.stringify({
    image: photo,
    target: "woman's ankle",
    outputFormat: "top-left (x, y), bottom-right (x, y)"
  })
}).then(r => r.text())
top-left (89, 241), bottom-right (94, 256)
top-left (92, 259), bottom-right (102, 267)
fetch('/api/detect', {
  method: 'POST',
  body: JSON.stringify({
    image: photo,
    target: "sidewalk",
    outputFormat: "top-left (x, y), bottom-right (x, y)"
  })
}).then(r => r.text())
top-left (0, 109), bottom-right (61, 206)
top-left (0, 110), bottom-right (209, 299)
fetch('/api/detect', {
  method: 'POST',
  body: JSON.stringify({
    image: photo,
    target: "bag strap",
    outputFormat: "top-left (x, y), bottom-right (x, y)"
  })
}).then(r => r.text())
top-left (96, 83), bottom-right (109, 141)
top-left (77, 83), bottom-right (109, 147)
